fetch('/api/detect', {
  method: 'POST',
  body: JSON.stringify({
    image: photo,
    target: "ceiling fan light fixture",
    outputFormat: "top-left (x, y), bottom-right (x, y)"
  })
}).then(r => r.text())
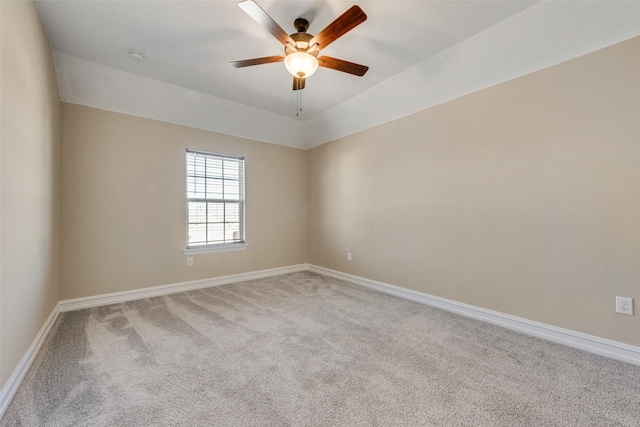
top-left (284, 51), bottom-right (318, 78)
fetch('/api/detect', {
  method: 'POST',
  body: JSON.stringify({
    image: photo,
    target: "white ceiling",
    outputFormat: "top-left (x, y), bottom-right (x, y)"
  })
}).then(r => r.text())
top-left (35, 1), bottom-right (640, 149)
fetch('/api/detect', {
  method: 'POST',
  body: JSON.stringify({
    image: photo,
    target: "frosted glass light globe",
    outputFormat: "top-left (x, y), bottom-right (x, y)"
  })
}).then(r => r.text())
top-left (284, 52), bottom-right (319, 78)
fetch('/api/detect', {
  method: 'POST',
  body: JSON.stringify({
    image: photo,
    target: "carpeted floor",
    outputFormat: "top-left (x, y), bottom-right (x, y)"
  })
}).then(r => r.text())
top-left (2, 271), bottom-right (640, 426)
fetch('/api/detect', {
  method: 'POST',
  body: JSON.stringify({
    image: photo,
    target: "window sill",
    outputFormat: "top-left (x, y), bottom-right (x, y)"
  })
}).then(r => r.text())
top-left (184, 242), bottom-right (247, 255)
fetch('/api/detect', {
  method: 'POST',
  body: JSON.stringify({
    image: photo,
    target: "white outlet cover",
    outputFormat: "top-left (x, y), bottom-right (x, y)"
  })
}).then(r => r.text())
top-left (615, 296), bottom-right (633, 315)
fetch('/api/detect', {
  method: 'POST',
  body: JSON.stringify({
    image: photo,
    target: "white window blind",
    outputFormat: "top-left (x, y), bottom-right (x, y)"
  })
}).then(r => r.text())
top-left (186, 150), bottom-right (245, 250)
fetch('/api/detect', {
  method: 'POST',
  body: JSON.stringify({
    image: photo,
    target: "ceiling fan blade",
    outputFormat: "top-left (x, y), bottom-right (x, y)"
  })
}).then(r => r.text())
top-left (309, 5), bottom-right (367, 50)
top-left (230, 56), bottom-right (284, 68)
top-left (239, 0), bottom-right (295, 47)
top-left (317, 56), bottom-right (368, 76)
top-left (293, 76), bottom-right (306, 91)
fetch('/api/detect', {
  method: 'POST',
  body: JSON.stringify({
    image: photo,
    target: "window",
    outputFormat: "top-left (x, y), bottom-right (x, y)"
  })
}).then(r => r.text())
top-left (185, 150), bottom-right (246, 254)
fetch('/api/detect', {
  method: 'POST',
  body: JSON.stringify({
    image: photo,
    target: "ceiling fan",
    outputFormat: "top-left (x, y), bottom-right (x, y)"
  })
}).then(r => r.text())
top-left (230, 0), bottom-right (369, 91)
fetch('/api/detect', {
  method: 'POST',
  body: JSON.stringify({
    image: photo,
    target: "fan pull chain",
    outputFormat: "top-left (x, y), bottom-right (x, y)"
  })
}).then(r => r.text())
top-left (296, 91), bottom-right (303, 118)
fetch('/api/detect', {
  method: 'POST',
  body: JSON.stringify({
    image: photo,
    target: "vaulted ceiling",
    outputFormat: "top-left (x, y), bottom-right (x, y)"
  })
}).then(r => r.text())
top-left (35, 1), bottom-right (640, 149)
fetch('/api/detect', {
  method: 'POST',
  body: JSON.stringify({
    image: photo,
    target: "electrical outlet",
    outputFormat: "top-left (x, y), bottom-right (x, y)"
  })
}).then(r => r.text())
top-left (347, 252), bottom-right (352, 261)
top-left (615, 296), bottom-right (633, 315)
top-left (187, 257), bottom-right (194, 267)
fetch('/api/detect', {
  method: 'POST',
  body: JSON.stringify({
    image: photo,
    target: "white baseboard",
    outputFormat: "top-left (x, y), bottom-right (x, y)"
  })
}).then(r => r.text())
top-left (308, 264), bottom-right (640, 366)
top-left (0, 304), bottom-right (60, 419)
top-left (59, 264), bottom-right (308, 312)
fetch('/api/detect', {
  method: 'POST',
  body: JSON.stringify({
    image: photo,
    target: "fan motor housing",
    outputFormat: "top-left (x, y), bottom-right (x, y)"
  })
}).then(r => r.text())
top-left (285, 31), bottom-right (317, 56)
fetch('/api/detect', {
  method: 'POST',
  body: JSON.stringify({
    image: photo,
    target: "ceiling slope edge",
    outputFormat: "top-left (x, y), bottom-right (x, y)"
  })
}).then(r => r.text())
top-left (53, 1), bottom-right (640, 150)
top-left (53, 51), bottom-right (308, 149)
top-left (303, 1), bottom-right (640, 149)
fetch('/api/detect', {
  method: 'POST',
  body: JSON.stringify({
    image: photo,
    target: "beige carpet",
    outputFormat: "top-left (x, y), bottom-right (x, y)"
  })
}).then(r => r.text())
top-left (2, 271), bottom-right (640, 426)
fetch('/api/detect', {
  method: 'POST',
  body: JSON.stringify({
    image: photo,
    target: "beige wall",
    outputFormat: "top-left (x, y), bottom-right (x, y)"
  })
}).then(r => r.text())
top-left (1, 3), bottom-right (638, 391)
top-left (0, 1), bottom-right (62, 386)
top-left (61, 104), bottom-right (307, 299)
top-left (307, 37), bottom-right (640, 346)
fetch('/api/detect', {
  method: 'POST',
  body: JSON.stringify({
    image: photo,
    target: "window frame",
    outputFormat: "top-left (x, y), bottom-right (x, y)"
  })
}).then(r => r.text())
top-left (183, 149), bottom-right (247, 255)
